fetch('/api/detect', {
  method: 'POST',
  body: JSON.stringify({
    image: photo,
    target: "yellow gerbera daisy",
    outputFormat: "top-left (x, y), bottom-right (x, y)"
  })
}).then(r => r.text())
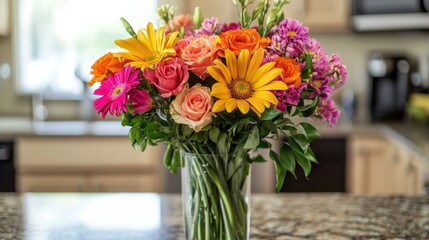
top-left (114, 22), bottom-right (179, 70)
top-left (207, 48), bottom-right (288, 117)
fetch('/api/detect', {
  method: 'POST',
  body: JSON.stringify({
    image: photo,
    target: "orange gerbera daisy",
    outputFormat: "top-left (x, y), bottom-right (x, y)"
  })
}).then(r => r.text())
top-left (89, 52), bottom-right (128, 87)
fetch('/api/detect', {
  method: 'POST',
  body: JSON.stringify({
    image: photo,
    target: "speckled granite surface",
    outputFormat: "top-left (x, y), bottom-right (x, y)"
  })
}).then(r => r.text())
top-left (1, 193), bottom-right (428, 239)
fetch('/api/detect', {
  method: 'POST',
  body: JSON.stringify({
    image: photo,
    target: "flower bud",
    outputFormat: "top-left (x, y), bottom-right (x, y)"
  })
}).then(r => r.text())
top-left (252, 0), bottom-right (266, 21)
top-left (157, 4), bottom-right (177, 25)
top-left (193, 7), bottom-right (203, 29)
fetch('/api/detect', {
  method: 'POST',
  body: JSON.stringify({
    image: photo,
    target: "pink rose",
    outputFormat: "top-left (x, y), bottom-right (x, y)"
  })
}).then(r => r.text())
top-left (143, 58), bottom-right (189, 98)
top-left (170, 84), bottom-right (214, 132)
top-left (129, 89), bottom-right (152, 114)
top-left (177, 36), bottom-right (218, 79)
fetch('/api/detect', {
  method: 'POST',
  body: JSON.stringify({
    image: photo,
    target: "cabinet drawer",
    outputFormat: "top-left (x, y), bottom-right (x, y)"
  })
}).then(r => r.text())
top-left (19, 175), bottom-right (87, 192)
top-left (19, 174), bottom-right (161, 192)
top-left (16, 137), bottom-right (163, 169)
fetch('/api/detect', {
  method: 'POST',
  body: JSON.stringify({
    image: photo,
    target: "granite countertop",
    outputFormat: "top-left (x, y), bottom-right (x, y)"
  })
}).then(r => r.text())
top-left (0, 193), bottom-right (428, 239)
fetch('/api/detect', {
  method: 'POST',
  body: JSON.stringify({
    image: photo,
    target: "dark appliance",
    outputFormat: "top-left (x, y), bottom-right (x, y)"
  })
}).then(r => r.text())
top-left (0, 140), bottom-right (15, 192)
top-left (281, 137), bottom-right (347, 193)
top-left (352, 0), bottom-right (429, 31)
top-left (368, 52), bottom-right (416, 122)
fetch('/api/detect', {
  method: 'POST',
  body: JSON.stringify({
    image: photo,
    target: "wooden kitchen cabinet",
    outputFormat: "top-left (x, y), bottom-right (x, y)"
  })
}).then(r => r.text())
top-left (348, 133), bottom-right (427, 195)
top-left (0, 0), bottom-right (9, 36)
top-left (347, 135), bottom-right (391, 194)
top-left (16, 136), bottom-right (165, 192)
top-left (285, 0), bottom-right (350, 32)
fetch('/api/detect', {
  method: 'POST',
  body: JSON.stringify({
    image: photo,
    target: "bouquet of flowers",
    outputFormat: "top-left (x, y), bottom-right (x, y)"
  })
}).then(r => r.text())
top-left (89, 0), bottom-right (347, 239)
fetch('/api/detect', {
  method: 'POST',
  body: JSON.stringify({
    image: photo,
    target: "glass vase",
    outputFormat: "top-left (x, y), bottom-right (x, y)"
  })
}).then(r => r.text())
top-left (181, 151), bottom-right (251, 240)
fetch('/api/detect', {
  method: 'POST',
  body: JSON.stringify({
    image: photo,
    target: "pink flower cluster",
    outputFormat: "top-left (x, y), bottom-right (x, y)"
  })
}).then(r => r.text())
top-left (267, 18), bottom-right (348, 126)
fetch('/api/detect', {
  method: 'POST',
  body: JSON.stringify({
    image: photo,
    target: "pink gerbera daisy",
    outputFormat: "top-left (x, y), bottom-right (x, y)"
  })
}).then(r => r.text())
top-left (93, 65), bottom-right (140, 118)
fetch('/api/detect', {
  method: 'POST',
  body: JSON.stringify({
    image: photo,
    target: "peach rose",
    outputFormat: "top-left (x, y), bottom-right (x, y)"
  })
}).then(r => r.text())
top-left (177, 36), bottom-right (218, 79)
top-left (216, 28), bottom-right (270, 56)
top-left (169, 15), bottom-right (193, 34)
top-left (89, 52), bottom-right (128, 86)
top-left (274, 57), bottom-right (302, 88)
top-left (170, 84), bottom-right (214, 132)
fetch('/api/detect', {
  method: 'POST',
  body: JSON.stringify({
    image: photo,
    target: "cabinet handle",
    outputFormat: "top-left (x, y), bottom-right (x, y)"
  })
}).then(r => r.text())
top-left (407, 162), bottom-right (414, 175)
top-left (391, 153), bottom-right (399, 164)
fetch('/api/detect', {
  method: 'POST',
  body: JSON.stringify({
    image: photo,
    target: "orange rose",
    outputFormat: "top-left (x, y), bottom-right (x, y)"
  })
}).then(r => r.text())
top-left (89, 52), bottom-right (128, 86)
top-left (274, 57), bottom-right (302, 88)
top-left (216, 28), bottom-right (270, 56)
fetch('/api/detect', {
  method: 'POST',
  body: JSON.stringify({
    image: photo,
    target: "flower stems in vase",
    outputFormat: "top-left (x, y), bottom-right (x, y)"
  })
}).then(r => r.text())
top-left (181, 148), bottom-right (251, 240)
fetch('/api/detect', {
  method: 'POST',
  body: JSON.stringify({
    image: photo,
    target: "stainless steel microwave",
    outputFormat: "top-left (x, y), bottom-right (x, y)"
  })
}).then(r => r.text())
top-left (352, 0), bottom-right (429, 31)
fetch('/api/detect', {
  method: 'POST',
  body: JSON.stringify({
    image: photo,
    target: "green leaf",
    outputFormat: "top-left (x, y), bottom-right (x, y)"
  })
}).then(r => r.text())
top-left (128, 128), bottom-right (138, 145)
top-left (260, 121), bottom-right (277, 138)
top-left (163, 144), bottom-right (174, 169)
top-left (295, 151), bottom-right (312, 177)
top-left (182, 125), bottom-right (194, 136)
top-left (227, 154), bottom-right (245, 180)
top-left (274, 118), bottom-right (293, 128)
top-left (244, 126), bottom-right (260, 149)
top-left (301, 54), bottom-right (313, 80)
top-left (299, 122), bottom-right (321, 141)
top-left (291, 134), bottom-right (309, 152)
top-left (300, 97), bottom-right (319, 117)
top-left (257, 139), bottom-right (272, 148)
top-left (143, 122), bottom-right (160, 132)
top-left (139, 138), bottom-right (148, 152)
top-left (261, 107), bottom-right (282, 120)
top-left (200, 124), bottom-right (212, 132)
top-left (269, 150), bottom-right (280, 163)
top-left (252, 155), bottom-right (267, 163)
top-left (280, 144), bottom-right (296, 177)
top-left (218, 133), bottom-right (229, 159)
top-left (131, 115), bottom-right (143, 127)
top-left (209, 126), bottom-right (220, 143)
top-left (280, 124), bottom-right (298, 134)
top-left (167, 148), bottom-right (181, 173)
top-left (146, 131), bottom-right (167, 140)
top-left (306, 147), bottom-right (318, 163)
top-left (121, 113), bottom-right (132, 126)
top-left (270, 150), bottom-right (287, 193)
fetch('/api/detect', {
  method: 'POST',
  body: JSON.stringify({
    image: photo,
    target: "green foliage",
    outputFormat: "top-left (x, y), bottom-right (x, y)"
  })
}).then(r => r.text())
top-left (234, 0), bottom-right (290, 36)
top-left (243, 126), bottom-right (259, 149)
top-left (122, 80), bottom-right (321, 192)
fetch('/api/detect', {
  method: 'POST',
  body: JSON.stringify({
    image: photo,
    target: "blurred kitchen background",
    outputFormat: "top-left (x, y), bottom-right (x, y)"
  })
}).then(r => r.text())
top-left (1, 0), bottom-right (429, 195)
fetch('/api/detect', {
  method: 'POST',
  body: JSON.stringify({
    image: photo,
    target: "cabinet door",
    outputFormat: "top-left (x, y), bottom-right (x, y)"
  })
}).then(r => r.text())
top-left (285, 0), bottom-right (350, 32)
top-left (304, 0), bottom-right (349, 31)
top-left (18, 175), bottom-right (87, 192)
top-left (88, 174), bottom-right (160, 192)
top-left (348, 135), bottom-right (393, 194)
top-left (365, 140), bottom-right (396, 194)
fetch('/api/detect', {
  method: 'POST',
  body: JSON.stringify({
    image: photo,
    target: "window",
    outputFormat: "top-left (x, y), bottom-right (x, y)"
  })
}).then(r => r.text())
top-left (15, 0), bottom-right (158, 99)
